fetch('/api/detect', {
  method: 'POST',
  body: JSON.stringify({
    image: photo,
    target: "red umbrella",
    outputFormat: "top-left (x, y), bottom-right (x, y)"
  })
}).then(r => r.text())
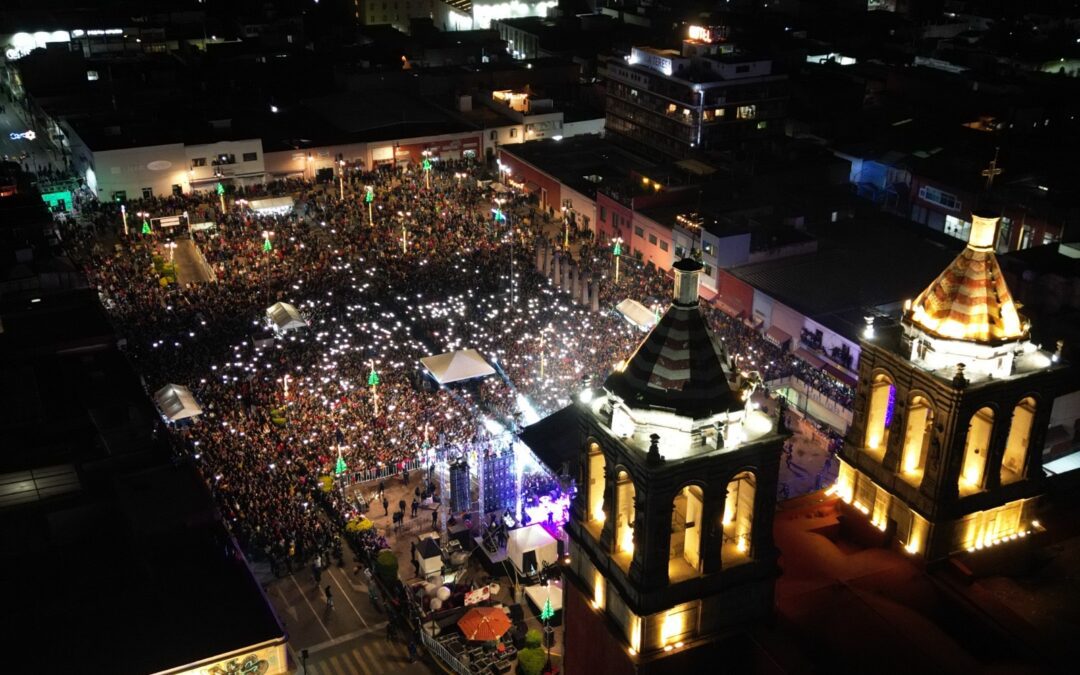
top-left (457, 606), bottom-right (512, 642)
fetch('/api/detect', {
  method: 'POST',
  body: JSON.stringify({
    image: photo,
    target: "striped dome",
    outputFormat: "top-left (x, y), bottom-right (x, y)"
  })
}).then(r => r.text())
top-left (606, 261), bottom-right (740, 417)
top-left (909, 214), bottom-right (1025, 343)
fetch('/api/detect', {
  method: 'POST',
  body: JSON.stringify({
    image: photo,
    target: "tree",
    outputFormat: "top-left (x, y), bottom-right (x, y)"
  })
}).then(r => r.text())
top-left (524, 629), bottom-right (543, 649)
top-left (375, 549), bottom-right (399, 583)
top-left (517, 647), bottom-right (546, 675)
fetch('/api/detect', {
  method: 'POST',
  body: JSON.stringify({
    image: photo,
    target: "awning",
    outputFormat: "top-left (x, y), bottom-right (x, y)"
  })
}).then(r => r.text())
top-left (266, 302), bottom-right (306, 332)
top-left (714, 294), bottom-right (746, 318)
top-left (765, 325), bottom-right (792, 347)
top-left (794, 347), bottom-right (827, 369)
top-left (154, 384), bottom-right (203, 421)
top-left (823, 362), bottom-right (857, 387)
top-left (248, 196), bottom-right (294, 214)
top-left (189, 221), bottom-right (216, 232)
top-left (420, 349), bottom-right (496, 385)
top-left (615, 298), bottom-right (658, 332)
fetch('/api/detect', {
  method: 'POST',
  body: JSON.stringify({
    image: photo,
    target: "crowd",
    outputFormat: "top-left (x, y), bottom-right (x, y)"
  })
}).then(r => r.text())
top-left (60, 157), bottom-right (854, 572)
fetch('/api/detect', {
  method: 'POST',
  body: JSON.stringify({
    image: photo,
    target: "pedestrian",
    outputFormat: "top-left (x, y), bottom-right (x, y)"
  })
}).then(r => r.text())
top-left (398, 498), bottom-right (406, 514)
top-left (412, 557), bottom-right (421, 578)
top-left (383, 496), bottom-right (389, 515)
top-left (411, 498), bottom-right (419, 518)
top-left (408, 639), bottom-right (418, 662)
top-left (378, 480), bottom-right (385, 497)
top-left (431, 507), bottom-right (439, 529)
top-left (324, 585), bottom-right (334, 609)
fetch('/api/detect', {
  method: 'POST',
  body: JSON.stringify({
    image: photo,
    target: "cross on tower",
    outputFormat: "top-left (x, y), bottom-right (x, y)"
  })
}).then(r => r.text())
top-left (981, 147), bottom-right (1003, 191)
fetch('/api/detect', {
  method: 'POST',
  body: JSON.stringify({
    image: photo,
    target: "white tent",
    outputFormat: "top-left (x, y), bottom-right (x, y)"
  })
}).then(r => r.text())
top-left (616, 298), bottom-right (658, 332)
top-left (507, 524), bottom-right (559, 576)
top-left (420, 349), bottom-right (496, 385)
top-left (154, 384), bottom-right (203, 421)
top-left (249, 196), bottom-right (294, 214)
top-left (266, 302), bottom-right (306, 333)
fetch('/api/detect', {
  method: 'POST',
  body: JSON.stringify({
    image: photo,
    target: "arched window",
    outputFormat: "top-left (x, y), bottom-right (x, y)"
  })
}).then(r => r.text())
top-left (586, 443), bottom-right (606, 536)
top-left (721, 471), bottom-right (755, 567)
top-left (865, 374), bottom-right (895, 455)
top-left (900, 396), bottom-right (934, 483)
top-left (1001, 398), bottom-right (1036, 484)
top-left (959, 407), bottom-right (994, 494)
top-left (669, 485), bottom-right (704, 582)
top-left (614, 470), bottom-right (636, 569)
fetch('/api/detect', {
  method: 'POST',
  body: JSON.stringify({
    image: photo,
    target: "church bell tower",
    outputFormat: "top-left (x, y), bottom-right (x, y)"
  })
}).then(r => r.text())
top-left (562, 259), bottom-right (785, 675)
top-left (837, 212), bottom-right (1071, 560)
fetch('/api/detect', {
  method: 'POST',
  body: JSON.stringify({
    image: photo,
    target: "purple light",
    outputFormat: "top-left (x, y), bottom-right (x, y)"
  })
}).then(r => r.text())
top-left (884, 384), bottom-right (896, 428)
top-left (524, 492), bottom-right (571, 539)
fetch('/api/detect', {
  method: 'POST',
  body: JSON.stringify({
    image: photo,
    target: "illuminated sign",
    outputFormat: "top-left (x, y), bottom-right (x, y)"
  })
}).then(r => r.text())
top-left (4, 31), bottom-right (70, 60)
top-left (688, 25), bottom-right (712, 42)
top-left (9, 130), bottom-right (37, 141)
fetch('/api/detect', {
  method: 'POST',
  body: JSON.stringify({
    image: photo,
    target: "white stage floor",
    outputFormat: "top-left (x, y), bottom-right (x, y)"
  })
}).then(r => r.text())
top-left (524, 582), bottom-right (563, 613)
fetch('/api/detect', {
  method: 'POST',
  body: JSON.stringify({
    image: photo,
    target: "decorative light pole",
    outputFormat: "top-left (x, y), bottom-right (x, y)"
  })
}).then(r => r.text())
top-left (562, 206), bottom-right (569, 248)
top-left (335, 447), bottom-right (348, 477)
top-left (216, 181), bottom-right (226, 212)
top-left (422, 150), bottom-right (433, 190)
top-left (120, 204), bottom-right (128, 236)
top-left (365, 186), bottom-right (374, 226)
top-left (397, 210), bottom-right (411, 254)
top-left (262, 230), bottom-right (273, 254)
top-left (165, 240), bottom-right (177, 263)
top-left (612, 236), bottom-right (624, 284)
top-left (141, 213), bottom-right (152, 235)
top-left (338, 159), bottom-right (346, 200)
top-left (368, 363), bottom-right (380, 416)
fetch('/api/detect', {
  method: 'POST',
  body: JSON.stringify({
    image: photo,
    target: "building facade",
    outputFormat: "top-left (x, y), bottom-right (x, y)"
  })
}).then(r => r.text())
top-left (602, 28), bottom-right (787, 159)
top-left (837, 213), bottom-right (1072, 560)
top-left (564, 259), bottom-right (784, 673)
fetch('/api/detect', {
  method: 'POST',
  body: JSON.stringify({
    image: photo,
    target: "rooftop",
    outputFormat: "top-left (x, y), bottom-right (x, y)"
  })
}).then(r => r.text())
top-left (500, 136), bottom-right (661, 200)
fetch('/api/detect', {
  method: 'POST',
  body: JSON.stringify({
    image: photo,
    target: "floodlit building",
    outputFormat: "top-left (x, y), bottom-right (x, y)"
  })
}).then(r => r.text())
top-left (563, 258), bottom-right (785, 674)
top-left (837, 212), bottom-right (1074, 560)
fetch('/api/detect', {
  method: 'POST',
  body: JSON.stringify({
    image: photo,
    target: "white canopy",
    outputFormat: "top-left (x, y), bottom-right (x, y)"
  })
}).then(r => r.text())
top-left (420, 349), bottom-right (495, 385)
top-left (507, 524), bottom-right (559, 576)
top-left (249, 196), bottom-right (294, 214)
top-left (154, 384), bottom-right (203, 421)
top-left (616, 298), bottom-right (658, 332)
top-left (266, 302), bottom-right (306, 333)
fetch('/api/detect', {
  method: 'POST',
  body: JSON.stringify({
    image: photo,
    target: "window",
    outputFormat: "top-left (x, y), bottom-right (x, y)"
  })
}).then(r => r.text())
top-left (899, 396), bottom-right (933, 484)
top-left (756, 121), bottom-right (768, 130)
top-left (172, 184), bottom-right (183, 196)
top-left (142, 187), bottom-right (153, 199)
top-left (702, 242), bottom-right (713, 255)
top-left (944, 215), bottom-right (971, 241)
top-left (667, 103), bottom-right (677, 114)
top-left (600, 206), bottom-right (606, 222)
top-left (648, 233), bottom-right (657, 245)
top-left (660, 240), bottom-right (669, 252)
top-left (674, 245), bottom-right (685, 258)
top-left (191, 157), bottom-right (206, 167)
top-left (490, 130), bottom-right (497, 140)
top-left (918, 185), bottom-right (961, 211)
top-left (1001, 398), bottom-right (1035, 485)
top-left (704, 264), bottom-right (713, 276)
top-left (721, 472), bottom-right (754, 566)
top-left (736, 105), bottom-right (756, 120)
top-left (960, 407), bottom-right (994, 494)
top-left (634, 249), bottom-right (643, 260)
top-left (242, 152), bottom-right (258, 162)
top-left (864, 374), bottom-right (895, 454)
top-left (509, 128), bottom-right (518, 138)
top-left (714, 108), bottom-right (725, 118)
top-left (634, 226), bottom-right (644, 237)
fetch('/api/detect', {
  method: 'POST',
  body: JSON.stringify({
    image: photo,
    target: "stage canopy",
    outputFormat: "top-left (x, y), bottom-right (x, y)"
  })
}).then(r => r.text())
top-left (249, 196), bottom-right (294, 214)
top-left (420, 349), bottom-right (495, 385)
top-left (266, 302), bottom-right (306, 332)
top-left (154, 383), bottom-right (203, 421)
top-left (507, 524), bottom-right (559, 576)
top-left (615, 298), bottom-right (657, 332)
top-left (519, 405), bottom-right (581, 478)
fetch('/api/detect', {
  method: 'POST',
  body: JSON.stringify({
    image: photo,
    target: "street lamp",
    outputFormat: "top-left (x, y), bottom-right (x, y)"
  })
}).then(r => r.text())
top-left (338, 159), bottom-right (346, 201)
top-left (365, 185), bottom-right (375, 226)
top-left (397, 210), bottom-right (411, 254)
top-left (612, 236), bottom-right (624, 284)
top-left (165, 240), bottom-right (177, 263)
top-left (421, 150), bottom-right (433, 190)
top-left (120, 204), bottom-right (128, 236)
top-left (562, 206), bottom-right (569, 248)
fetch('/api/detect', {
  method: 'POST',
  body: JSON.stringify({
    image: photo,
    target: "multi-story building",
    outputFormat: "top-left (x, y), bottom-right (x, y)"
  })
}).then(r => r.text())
top-left (602, 26), bottom-right (787, 159)
top-left (837, 212), bottom-right (1075, 560)
top-left (564, 259), bottom-right (785, 674)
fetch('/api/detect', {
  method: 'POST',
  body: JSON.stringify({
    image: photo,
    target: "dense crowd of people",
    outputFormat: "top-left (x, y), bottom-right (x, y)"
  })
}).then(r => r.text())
top-left (60, 158), bottom-right (854, 572)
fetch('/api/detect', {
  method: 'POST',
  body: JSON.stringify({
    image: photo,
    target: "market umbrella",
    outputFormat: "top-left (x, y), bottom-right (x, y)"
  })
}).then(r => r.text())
top-left (457, 607), bottom-right (512, 642)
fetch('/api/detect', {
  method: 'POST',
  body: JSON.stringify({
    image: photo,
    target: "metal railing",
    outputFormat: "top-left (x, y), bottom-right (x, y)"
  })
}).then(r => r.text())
top-left (421, 630), bottom-right (472, 675)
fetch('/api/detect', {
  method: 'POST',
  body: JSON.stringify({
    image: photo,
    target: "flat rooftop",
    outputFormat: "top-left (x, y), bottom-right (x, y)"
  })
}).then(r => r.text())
top-left (728, 216), bottom-right (962, 340)
top-left (500, 136), bottom-right (661, 200)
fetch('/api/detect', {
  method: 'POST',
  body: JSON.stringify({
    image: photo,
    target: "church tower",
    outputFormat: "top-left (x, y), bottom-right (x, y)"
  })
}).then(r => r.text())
top-left (563, 259), bottom-right (785, 675)
top-left (837, 212), bottom-right (1070, 560)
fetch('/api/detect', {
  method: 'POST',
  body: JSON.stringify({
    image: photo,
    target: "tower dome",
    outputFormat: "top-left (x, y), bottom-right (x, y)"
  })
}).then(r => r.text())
top-left (908, 212), bottom-right (1026, 343)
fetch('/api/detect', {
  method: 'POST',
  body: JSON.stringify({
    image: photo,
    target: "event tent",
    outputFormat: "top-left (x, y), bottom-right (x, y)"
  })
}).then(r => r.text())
top-left (507, 524), bottom-right (559, 576)
top-left (249, 196), bottom-right (294, 214)
top-left (616, 298), bottom-right (658, 332)
top-left (266, 302), bottom-right (306, 333)
top-left (154, 384), bottom-right (203, 421)
top-left (420, 349), bottom-right (496, 385)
